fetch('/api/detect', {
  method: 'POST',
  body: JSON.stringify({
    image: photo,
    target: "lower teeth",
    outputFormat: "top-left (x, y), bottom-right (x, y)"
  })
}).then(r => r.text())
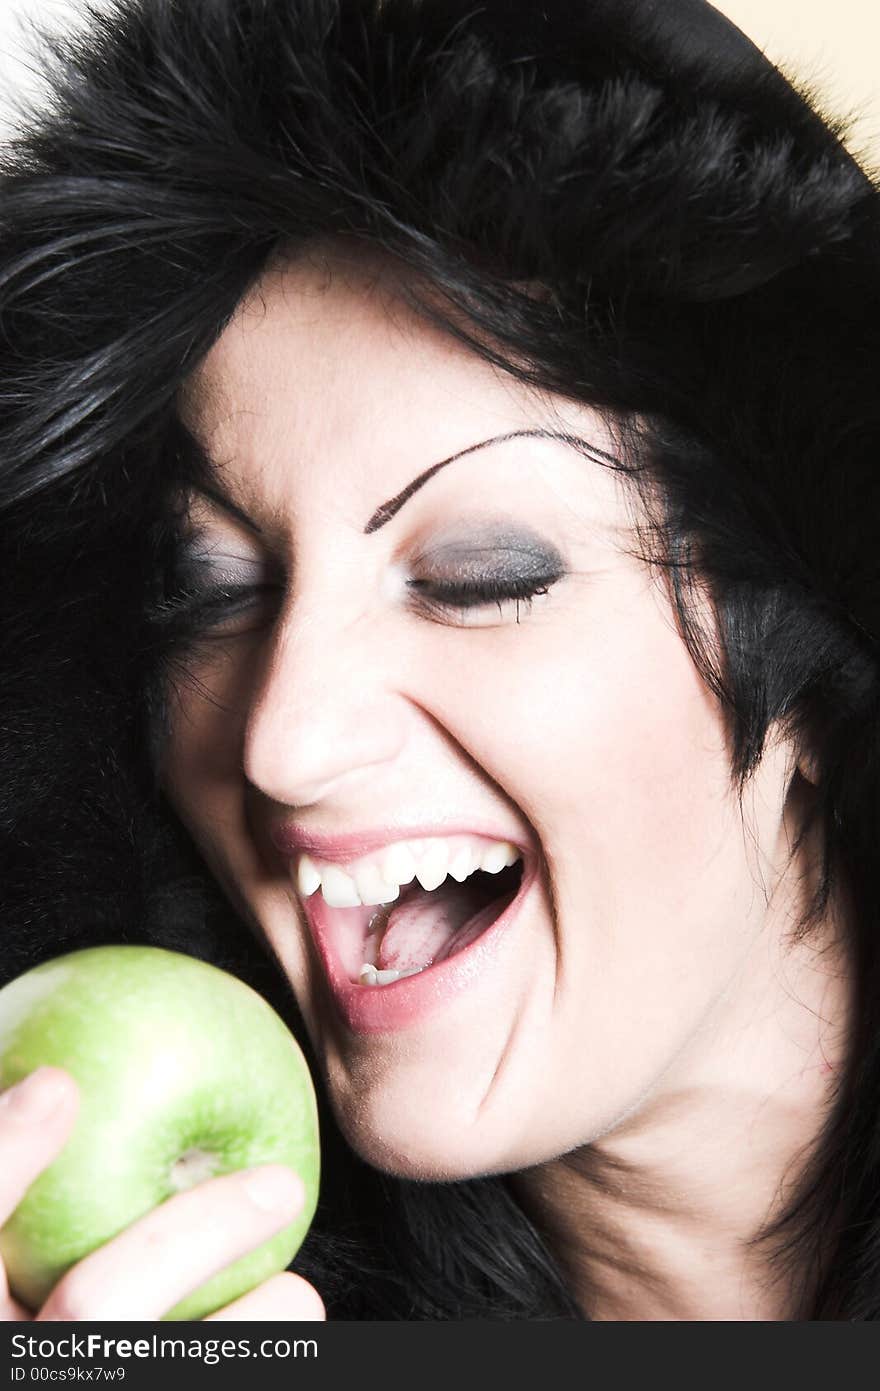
top-left (358, 963), bottom-right (428, 986)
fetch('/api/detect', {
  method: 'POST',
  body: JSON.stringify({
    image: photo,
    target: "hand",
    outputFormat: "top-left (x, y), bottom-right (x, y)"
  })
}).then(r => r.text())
top-left (0, 1067), bottom-right (325, 1321)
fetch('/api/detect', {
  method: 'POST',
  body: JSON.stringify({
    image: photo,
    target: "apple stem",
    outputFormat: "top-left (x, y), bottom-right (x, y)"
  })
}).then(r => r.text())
top-left (168, 1147), bottom-right (219, 1192)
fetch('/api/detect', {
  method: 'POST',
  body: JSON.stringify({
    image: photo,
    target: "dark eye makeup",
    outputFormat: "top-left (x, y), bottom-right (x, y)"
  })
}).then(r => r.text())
top-left (151, 523), bottom-right (565, 640)
top-left (404, 526), bottom-right (565, 623)
top-left (146, 531), bottom-right (284, 641)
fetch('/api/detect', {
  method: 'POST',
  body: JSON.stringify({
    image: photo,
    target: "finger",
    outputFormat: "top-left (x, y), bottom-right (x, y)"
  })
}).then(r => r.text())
top-left (0, 1068), bottom-right (80, 1225)
top-left (206, 1270), bottom-right (326, 1321)
top-left (35, 1165), bottom-right (305, 1322)
top-left (0, 1068), bottom-right (79, 1320)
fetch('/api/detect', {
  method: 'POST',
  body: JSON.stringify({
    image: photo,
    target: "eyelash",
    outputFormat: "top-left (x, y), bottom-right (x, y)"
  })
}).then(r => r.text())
top-left (157, 571), bottom-right (557, 639)
top-left (405, 575), bottom-right (554, 624)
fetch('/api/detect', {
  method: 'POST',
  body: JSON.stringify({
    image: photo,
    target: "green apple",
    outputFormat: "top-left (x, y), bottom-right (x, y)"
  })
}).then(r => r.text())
top-left (0, 945), bottom-right (320, 1320)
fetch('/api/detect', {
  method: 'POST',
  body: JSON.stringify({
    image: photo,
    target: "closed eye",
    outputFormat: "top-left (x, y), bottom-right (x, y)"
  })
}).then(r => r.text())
top-left (147, 560), bottom-right (285, 641)
top-left (406, 573), bottom-right (559, 625)
top-left (184, 581), bottom-right (283, 632)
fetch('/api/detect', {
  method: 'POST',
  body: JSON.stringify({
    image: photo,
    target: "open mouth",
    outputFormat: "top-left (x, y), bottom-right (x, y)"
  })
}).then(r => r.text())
top-left (293, 838), bottom-right (526, 987)
top-left (357, 859), bottom-right (524, 984)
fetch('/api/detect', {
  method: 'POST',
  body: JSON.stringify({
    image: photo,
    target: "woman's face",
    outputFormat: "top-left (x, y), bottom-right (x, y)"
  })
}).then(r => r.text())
top-left (162, 249), bottom-right (798, 1180)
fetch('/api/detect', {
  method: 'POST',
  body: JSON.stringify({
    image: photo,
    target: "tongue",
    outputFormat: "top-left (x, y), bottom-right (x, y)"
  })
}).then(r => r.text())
top-left (376, 878), bottom-right (503, 972)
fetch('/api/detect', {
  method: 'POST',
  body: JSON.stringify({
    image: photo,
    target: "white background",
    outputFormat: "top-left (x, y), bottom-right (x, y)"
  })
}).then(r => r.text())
top-left (0, 0), bottom-right (95, 135)
top-left (0, 0), bottom-right (76, 123)
top-left (0, 0), bottom-right (878, 161)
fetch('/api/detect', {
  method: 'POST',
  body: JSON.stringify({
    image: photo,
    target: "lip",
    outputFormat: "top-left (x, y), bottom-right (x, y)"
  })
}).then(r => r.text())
top-left (271, 821), bottom-right (530, 864)
top-left (298, 854), bottom-right (537, 1035)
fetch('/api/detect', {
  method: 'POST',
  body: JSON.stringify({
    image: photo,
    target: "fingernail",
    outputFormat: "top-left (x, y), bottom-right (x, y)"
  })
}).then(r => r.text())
top-left (0, 1067), bottom-right (70, 1122)
top-left (243, 1166), bottom-right (304, 1214)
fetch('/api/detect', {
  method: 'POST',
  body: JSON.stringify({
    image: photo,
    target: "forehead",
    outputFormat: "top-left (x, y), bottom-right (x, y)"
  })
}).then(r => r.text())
top-left (184, 246), bottom-right (543, 435)
top-left (179, 245), bottom-right (635, 537)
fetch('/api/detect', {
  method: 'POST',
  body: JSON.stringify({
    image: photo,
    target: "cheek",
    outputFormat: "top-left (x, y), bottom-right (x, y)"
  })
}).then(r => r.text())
top-left (576, 621), bottom-right (735, 903)
top-left (160, 646), bottom-right (254, 791)
top-left (424, 574), bottom-right (757, 1007)
top-left (428, 574), bottom-right (735, 873)
top-left (158, 653), bottom-right (256, 878)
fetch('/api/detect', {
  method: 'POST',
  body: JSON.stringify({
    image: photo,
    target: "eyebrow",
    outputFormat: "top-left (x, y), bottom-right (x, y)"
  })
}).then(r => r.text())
top-left (191, 428), bottom-right (619, 536)
top-left (193, 482), bottom-right (265, 536)
top-left (363, 428), bottom-right (619, 533)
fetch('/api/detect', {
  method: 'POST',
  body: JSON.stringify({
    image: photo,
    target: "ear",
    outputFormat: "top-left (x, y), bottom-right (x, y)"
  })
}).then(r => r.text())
top-left (795, 744), bottom-right (820, 788)
top-left (768, 721), bottom-right (819, 789)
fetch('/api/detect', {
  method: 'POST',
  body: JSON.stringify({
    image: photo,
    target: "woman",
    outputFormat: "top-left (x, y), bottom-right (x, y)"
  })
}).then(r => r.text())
top-left (1, 0), bottom-right (878, 1321)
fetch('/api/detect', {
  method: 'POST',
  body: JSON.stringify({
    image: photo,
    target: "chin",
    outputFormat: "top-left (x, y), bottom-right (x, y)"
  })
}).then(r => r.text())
top-left (328, 1083), bottom-right (519, 1183)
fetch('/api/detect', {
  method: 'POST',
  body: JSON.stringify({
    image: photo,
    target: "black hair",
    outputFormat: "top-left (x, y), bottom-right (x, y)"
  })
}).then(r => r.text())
top-left (1, 0), bottom-right (879, 1318)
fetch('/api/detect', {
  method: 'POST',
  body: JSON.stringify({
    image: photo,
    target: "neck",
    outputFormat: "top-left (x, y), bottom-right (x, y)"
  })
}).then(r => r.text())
top-left (511, 835), bottom-right (854, 1321)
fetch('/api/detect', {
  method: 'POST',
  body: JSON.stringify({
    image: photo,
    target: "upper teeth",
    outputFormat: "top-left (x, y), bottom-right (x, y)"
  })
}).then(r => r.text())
top-left (295, 836), bottom-right (521, 908)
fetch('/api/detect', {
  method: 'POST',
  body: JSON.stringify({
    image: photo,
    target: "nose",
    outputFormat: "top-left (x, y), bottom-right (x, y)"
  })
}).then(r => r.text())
top-left (242, 602), bottom-right (408, 808)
